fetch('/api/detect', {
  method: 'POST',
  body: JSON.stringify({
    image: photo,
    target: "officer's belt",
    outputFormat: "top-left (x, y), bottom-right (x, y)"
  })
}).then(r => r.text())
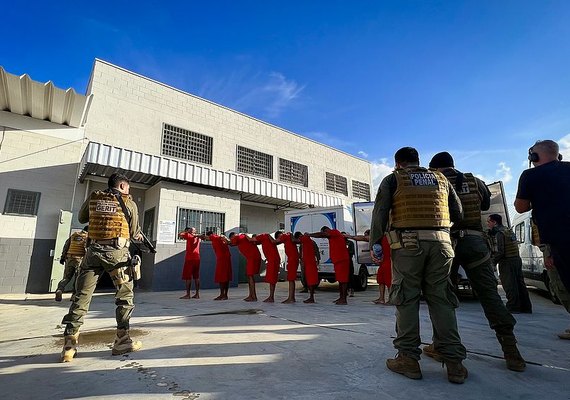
top-left (387, 229), bottom-right (450, 249)
top-left (89, 238), bottom-right (130, 248)
top-left (451, 229), bottom-right (485, 238)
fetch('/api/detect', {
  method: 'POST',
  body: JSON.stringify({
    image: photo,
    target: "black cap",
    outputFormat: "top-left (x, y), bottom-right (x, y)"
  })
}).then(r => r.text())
top-left (429, 152), bottom-right (454, 168)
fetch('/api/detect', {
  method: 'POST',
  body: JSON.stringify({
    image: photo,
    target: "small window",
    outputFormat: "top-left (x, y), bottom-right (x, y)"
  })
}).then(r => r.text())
top-left (279, 158), bottom-right (308, 187)
top-left (352, 180), bottom-right (371, 201)
top-left (236, 146), bottom-right (273, 179)
top-left (177, 208), bottom-right (225, 237)
top-left (161, 123), bottom-right (213, 165)
top-left (3, 189), bottom-right (41, 216)
top-left (143, 207), bottom-right (155, 239)
top-left (514, 222), bottom-right (525, 243)
top-left (325, 172), bottom-right (348, 196)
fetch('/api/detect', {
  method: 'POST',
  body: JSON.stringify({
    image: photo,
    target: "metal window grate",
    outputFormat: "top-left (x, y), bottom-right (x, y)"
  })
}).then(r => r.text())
top-left (236, 146), bottom-right (273, 179)
top-left (352, 180), bottom-right (371, 201)
top-left (177, 208), bottom-right (225, 236)
top-left (3, 189), bottom-right (41, 216)
top-left (325, 172), bottom-right (348, 196)
top-left (279, 158), bottom-right (308, 187)
top-left (162, 123), bottom-right (213, 165)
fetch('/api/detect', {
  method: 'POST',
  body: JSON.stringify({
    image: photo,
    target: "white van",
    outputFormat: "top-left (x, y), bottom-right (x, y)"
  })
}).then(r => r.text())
top-left (284, 203), bottom-right (378, 291)
top-left (511, 212), bottom-right (559, 303)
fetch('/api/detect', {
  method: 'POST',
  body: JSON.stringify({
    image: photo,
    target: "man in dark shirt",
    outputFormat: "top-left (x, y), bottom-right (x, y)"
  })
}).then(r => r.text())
top-left (515, 139), bottom-right (570, 292)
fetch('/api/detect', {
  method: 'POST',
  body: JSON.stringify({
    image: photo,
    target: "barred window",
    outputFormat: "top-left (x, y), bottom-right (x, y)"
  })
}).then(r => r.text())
top-left (161, 123), bottom-right (213, 165)
top-left (352, 180), bottom-right (371, 201)
top-left (325, 172), bottom-right (348, 196)
top-left (279, 158), bottom-right (308, 187)
top-left (3, 189), bottom-right (41, 216)
top-left (236, 146), bottom-right (273, 179)
top-left (177, 208), bottom-right (225, 236)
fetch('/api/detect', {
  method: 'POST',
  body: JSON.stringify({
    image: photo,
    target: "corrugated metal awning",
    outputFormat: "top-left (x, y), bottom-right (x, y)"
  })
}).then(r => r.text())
top-left (79, 142), bottom-right (343, 209)
top-left (0, 66), bottom-right (91, 127)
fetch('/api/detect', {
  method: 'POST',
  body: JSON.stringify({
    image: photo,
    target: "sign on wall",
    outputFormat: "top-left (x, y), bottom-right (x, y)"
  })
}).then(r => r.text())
top-left (157, 220), bottom-right (177, 244)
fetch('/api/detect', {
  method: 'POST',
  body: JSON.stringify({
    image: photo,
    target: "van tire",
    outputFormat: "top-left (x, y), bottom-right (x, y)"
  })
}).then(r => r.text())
top-left (351, 265), bottom-right (368, 292)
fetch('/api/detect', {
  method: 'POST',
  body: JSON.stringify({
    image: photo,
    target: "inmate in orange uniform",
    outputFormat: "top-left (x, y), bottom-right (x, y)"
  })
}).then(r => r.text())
top-left (300, 235), bottom-right (319, 286)
top-left (210, 234), bottom-right (233, 283)
top-left (232, 234), bottom-right (262, 276)
top-left (376, 236), bottom-right (392, 287)
top-left (180, 231), bottom-right (201, 280)
top-left (327, 229), bottom-right (350, 283)
top-left (281, 232), bottom-right (300, 281)
top-left (257, 233), bottom-right (281, 285)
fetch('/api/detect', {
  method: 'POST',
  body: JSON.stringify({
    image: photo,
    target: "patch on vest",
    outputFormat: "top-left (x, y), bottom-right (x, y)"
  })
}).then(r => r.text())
top-left (457, 182), bottom-right (471, 194)
top-left (95, 200), bottom-right (118, 213)
top-left (409, 172), bottom-right (437, 186)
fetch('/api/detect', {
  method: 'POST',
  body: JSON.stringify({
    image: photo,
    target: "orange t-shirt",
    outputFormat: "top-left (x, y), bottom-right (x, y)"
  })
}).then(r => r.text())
top-left (180, 232), bottom-right (201, 260)
top-left (328, 229), bottom-right (349, 263)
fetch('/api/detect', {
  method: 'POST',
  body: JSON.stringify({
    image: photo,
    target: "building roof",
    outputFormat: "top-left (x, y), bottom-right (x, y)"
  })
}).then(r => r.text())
top-left (79, 142), bottom-right (343, 209)
top-left (0, 66), bottom-right (91, 128)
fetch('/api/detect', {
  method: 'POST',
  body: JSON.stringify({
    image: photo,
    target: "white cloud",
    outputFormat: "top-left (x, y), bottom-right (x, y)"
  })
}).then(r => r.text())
top-left (559, 133), bottom-right (570, 160)
top-left (370, 158), bottom-right (394, 193)
top-left (357, 150), bottom-right (369, 158)
top-left (495, 161), bottom-right (512, 183)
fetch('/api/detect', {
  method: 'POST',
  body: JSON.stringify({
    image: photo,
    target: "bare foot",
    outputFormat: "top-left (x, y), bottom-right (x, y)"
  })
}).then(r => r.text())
top-left (332, 298), bottom-right (341, 304)
top-left (263, 297), bottom-right (275, 303)
top-left (334, 299), bottom-right (348, 305)
top-left (180, 295), bottom-right (191, 299)
top-left (282, 298), bottom-right (296, 304)
top-left (213, 295), bottom-right (223, 300)
top-left (373, 298), bottom-right (386, 304)
top-left (244, 296), bottom-right (257, 302)
top-left (191, 294), bottom-right (200, 299)
top-left (221, 296), bottom-right (229, 300)
top-left (303, 298), bottom-right (315, 304)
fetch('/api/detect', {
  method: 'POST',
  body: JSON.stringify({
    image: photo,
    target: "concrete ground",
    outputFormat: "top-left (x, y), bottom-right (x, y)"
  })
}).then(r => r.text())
top-left (0, 281), bottom-right (569, 400)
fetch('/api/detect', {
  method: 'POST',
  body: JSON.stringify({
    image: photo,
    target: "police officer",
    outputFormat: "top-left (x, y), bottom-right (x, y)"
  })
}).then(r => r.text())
top-left (488, 213), bottom-right (532, 313)
top-left (427, 152), bottom-right (526, 372)
top-left (60, 173), bottom-right (143, 362)
top-left (55, 226), bottom-right (88, 302)
top-left (370, 147), bottom-right (467, 384)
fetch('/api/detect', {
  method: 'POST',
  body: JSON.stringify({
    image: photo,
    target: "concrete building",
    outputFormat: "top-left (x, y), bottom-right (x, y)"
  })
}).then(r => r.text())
top-left (0, 60), bottom-right (372, 294)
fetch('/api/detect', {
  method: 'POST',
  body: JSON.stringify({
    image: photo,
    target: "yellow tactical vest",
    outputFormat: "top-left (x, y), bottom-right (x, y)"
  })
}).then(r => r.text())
top-left (67, 231), bottom-right (87, 257)
top-left (442, 171), bottom-right (482, 230)
top-left (88, 191), bottom-right (131, 240)
top-left (498, 226), bottom-right (520, 258)
top-left (391, 167), bottom-right (451, 229)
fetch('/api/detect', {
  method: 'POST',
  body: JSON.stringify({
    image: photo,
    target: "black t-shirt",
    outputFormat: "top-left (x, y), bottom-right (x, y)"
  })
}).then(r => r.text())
top-left (516, 161), bottom-right (570, 244)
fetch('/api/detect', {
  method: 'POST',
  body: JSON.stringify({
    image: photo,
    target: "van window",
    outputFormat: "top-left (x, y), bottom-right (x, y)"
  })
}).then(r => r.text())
top-left (514, 222), bottom-right (525, 243)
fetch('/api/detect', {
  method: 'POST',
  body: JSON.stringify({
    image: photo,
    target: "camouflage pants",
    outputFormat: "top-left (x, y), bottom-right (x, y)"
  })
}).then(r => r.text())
top-left (62, 244), bottom-right (134, 336)
top-left (498, 257), bottom-right (532, 313)
top-left (454, 235), bottom-right (517, 337)
top-left (56, 257), bottom-right (83, 293)
top-left (389, 239), bottom-right (466, 361)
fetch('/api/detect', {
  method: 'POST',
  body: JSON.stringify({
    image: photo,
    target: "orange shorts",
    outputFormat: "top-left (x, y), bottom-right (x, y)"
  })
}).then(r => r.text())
top-left (264, 259), bottom-right (280, 285)
top-left (182, 259), bottom-right (200, 280)
top-left (334, 259), bottom-right (350, 283)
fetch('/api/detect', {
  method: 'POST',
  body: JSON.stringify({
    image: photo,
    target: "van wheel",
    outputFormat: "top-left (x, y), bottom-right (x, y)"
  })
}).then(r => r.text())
top-left (351, 265), bottom-right (368, 292)
top-left (544, 273), bottom-right (561, 305)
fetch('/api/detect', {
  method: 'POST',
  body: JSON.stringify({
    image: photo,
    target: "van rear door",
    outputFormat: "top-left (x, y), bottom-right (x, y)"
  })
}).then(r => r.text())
top-left (482, 181), bottom-right (510, 227)
top-left (352, 202), bottom-right (374, 265)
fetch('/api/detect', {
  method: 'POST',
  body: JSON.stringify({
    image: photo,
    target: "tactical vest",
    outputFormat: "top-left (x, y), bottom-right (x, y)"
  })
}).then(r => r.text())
top-left (498, 226), bottom-right (520, 258)
top-left (391, 167), bottom-right (451, 229)
top-left (67, 231), bottom-right (87, 257)
top-left (88, 191), bottom-right (131, 240)
top-left (442, 170), bottom-right (482, 230)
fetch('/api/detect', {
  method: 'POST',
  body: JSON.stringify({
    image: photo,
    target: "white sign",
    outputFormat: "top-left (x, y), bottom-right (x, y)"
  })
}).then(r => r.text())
top-left (157, 220), bottom-right (177, 244)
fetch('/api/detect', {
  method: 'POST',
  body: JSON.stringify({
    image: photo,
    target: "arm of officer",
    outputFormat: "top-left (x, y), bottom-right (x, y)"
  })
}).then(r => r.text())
top-left (447, 182), bottom-right (464, 224)
top-left (514, 170), bottom-right (532, 213)
top-left (493, 231), bottom-right (506, 264)
top-left (60, 238), bottom-right (71, 263)
top-left (370, 174), bottom-right (395, 248)
top-left (78, 197), bottom-right (90, 224)
top-left (476, 177), bottom-right (492, 211)
top-left (127, 199), bottom-right (142, 240)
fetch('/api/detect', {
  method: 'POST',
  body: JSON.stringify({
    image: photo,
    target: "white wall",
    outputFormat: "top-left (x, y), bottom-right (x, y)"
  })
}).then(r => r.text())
top-left (240, 204), bottom-right (284, 234)
top-left (85, 60), bottom-right (372, 202)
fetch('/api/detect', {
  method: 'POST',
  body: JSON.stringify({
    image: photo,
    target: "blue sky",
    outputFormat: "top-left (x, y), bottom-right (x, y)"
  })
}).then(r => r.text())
top-left (2, 1), bottom-right (570, 210)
